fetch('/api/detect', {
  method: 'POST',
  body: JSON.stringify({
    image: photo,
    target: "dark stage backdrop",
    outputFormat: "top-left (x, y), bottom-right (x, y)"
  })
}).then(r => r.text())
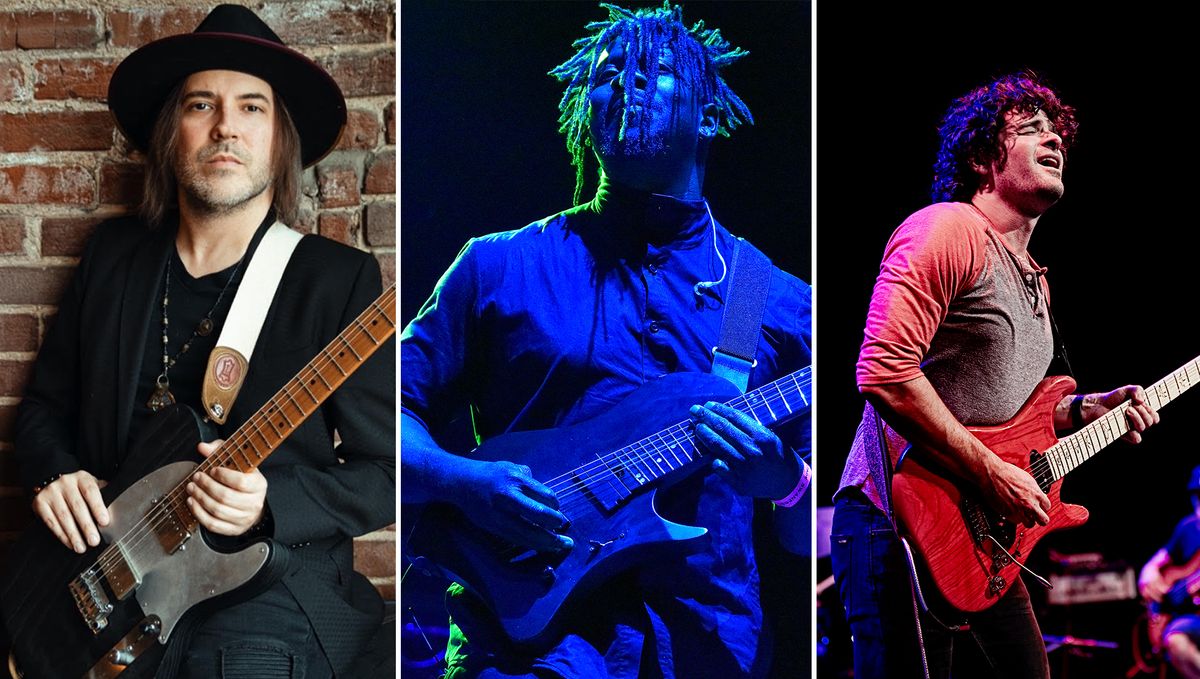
top-left (400, 0), bottom-right (811, 327)
top-left (817, 4), bottom-right (1200, 674)
top-left (400, 2), bottom-right (811, 677)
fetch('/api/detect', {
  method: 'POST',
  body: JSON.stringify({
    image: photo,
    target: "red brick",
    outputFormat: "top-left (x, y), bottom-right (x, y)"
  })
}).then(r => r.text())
top-left (317, 164), bottom-right (360, 208)
top-left (1, 13), bottom-right (15, 51)
top-left (261, 4), bottom-right (391, 46)
top-left (0, 314), bottom-right (37, 352)
top-left (385, 101), bottom-right (395, 145)
top-left (372, 580), bottom-right (394, 601)
top-left (292, 210), bottom-right (317, 235)
top-left (364, 151), bottom-right (394, 195)
top-left (0, 59), bottom-right (23, 102)
top-left (335, 110), bottom-right (380, 151)
top-left (109, 9), bottom-right (206, 48)
top-left (376, 252), bottom-right (394, 289)
top-left (0, 266), bottom-right (73, 304)
top-left (318, 211), bottom-right (358, 246)
top-left (0, 359), bottom-right (32, 398)
top-left (14, 11), bottom-right (99, 49)
top-left (41, 216), bottom-right (101, 257)
top-left (353, 537), bottom-right (395, 579)
top-left (364, 202), bottom-right (394, 247)
top-left (99, 163), bottom-right (143, 207)
top-left (33, 58), bottom-right (118, 101)
top-left (320, 51), bottom-right (395, 98)
top-left (0, 166), bottom-right (93, 205)
top-left (0, 112), bottom-right (113, 152)
top-left (0, 406), bottom-right (15, 443)
top-left (0, 214), bottom-right (23, 254)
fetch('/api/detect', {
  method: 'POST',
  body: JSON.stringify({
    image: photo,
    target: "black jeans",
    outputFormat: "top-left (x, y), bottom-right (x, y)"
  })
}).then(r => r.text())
top-left (177, 582), bottom-right (333, 679)
top-left (830, 490), bottom-right (1049, 679)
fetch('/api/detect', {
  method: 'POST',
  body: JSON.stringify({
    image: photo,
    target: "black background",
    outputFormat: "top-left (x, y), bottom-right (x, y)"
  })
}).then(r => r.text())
top-left (816, 3), bottom-right (1200, 675)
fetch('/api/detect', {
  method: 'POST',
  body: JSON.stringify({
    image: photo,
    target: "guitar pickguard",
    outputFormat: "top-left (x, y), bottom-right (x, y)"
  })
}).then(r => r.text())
top-left (98, 461), bottom-right (270, 643)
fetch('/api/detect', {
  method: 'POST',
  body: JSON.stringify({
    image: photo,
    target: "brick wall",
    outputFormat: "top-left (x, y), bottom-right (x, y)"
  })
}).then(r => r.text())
top-left (0, 0), bottom-right (396, 601)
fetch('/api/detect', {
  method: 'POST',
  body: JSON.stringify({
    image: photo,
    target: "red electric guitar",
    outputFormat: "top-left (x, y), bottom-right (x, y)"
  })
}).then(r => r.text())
top-left (893, 355), bottom-right (1200, 614)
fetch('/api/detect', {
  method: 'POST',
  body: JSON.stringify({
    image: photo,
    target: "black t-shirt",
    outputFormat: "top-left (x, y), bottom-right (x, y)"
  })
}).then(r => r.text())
top-left (127, 213), bottom-right (274, 451)
top-left (1166, 514), bottom-right (1200, 564)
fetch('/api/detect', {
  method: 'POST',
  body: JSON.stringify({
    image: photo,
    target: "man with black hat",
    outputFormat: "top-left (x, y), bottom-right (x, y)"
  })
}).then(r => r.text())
top-left (1140, 466), bottom-right (1200, 678)
top-left (6, 5), bottom-right (393, 678)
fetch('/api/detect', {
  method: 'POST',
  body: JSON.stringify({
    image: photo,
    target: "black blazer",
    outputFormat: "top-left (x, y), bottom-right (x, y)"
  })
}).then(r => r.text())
top-left (14, 215), bottom-right (396, 673)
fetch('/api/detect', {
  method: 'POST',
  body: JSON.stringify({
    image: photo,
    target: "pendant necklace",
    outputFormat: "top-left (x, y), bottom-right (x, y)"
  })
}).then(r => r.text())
top-left (146, 252), bottom-right (245, 411)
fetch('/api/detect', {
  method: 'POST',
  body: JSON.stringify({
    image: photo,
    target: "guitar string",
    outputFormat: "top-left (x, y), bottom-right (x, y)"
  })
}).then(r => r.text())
top-left (1009, 359), bottom-right (1199, 504)
top-left (82, 302), bottom-right (396, 585)
top-left (78, 292), bottom-right (396, 587)
top-left (82, 308), bottom-right (394, 585)
top-left (83, 291), bottom-right (397, 580)
top-left (536, 368), bottom-right (811, 494)
top-left (485, 372), bottom-right (810, 559)
top-left (548, 373), bottom-right (812, 508)
top-left (541, 370), bottom-right (811, 501)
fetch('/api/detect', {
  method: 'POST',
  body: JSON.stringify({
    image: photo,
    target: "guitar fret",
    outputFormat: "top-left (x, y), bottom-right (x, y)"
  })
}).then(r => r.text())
top-left (325, 349), bottom-right (348, 376)
top-left (340, 336), bottom-right (362, 361)
top-left (355, 318), bottom-right (380, 344)
top-left (299, 378), bottom-right (319, 403)
top-left (774, 382), bottom-right (793, 414)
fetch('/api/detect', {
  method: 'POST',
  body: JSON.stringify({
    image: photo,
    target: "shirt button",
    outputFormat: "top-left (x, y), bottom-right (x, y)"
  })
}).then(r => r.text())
top-left (649, 321), bottom-right (660, 334)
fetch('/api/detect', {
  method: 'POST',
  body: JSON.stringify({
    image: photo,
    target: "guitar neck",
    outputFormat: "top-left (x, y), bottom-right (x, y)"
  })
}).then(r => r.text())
top-left (195, 284), bottom-right (397, 476)
top-left (599, 366), bottom-right (812, 489)
top-left (1047, 355), bottom-right (1200, 480)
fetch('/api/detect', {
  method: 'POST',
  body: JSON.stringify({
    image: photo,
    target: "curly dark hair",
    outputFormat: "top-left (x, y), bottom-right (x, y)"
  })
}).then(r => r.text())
top-left (931, 71), bottom-right (1077, 204)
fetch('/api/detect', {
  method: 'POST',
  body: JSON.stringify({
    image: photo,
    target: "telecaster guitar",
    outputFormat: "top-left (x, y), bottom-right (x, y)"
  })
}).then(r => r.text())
top-left (893, 355), bottom-right (1200, 614)
top-left (406, 366), bottom-right (811, 649)
top-left (1, 285), bottom-right (396, 679)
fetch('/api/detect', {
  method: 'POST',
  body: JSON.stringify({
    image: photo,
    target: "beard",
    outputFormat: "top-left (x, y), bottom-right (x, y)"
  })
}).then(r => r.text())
top-left (592, 108), bottom-right (671, 160)
top-left (176, 144), bottom-right (272, 215)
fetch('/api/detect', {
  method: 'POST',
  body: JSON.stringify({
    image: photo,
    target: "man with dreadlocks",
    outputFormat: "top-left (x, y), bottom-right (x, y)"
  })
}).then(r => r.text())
top-left (830, 72), bottom-right (1158, 678)
top-left (402, 3), bottom-right (811, 678)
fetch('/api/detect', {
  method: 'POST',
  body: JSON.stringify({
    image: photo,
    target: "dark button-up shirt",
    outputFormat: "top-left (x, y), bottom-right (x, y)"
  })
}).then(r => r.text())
top-left (402, 180), bottom-right (811, 678)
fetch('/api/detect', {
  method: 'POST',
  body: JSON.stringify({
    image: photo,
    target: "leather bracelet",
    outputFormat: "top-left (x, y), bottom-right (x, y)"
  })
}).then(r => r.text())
top-left (773, 457), bottom-right (812, 508)
top-left (1070, 394), bottom-right (1086, 430)
top-left (33, 473), bottom-right (64, 495)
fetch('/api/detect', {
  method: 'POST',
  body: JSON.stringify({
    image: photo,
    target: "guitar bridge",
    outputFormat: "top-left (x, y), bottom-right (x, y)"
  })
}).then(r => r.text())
top-left (69, 569), bottom-right (114, 634)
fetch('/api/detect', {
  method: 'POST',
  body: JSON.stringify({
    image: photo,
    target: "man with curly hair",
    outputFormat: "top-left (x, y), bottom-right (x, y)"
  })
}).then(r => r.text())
top-left (402, 3), bottom-right (811, 677)
top-left (830, 72), bottom-right (1159, 678)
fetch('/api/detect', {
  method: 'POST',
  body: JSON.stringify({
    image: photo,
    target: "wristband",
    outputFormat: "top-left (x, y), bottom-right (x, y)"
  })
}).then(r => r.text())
top-left (33, 473), bottom-right (64, 495)
top-left (773, 457), bottom-right (811, 508)
top-left (1070, 394), bottom-right (1086, 430)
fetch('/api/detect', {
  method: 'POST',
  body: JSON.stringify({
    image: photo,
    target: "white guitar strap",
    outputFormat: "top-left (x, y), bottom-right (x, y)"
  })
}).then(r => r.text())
top-left (201, 221), bottom-right (303, 424)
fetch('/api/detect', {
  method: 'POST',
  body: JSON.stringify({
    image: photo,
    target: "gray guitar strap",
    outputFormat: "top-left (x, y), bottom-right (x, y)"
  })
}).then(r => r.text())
top-left (201, 222), bottom-right (303, 423)
top-left (710, 239), bottom-right (772, 393)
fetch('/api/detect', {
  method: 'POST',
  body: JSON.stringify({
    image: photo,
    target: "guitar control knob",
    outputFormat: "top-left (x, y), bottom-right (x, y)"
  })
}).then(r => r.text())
top-left (988, 576), bottom-right (1006, 594)
top-left (541, 566), bottom-right (556, 584)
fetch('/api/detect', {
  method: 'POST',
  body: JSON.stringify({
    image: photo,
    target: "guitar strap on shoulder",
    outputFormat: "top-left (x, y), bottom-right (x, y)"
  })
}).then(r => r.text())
top-left (710, 238), bottom-right (772, 394)
top-left (201, 222), bottom-right (304, 424)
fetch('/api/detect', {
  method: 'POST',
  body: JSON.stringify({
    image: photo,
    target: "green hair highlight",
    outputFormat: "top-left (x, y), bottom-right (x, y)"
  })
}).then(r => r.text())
top-left (549, 2), bottom-right (753, 205)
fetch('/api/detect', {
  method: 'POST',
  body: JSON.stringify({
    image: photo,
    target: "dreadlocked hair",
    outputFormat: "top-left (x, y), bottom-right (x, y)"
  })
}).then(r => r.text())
top-left (932, 71), bottom-right (1077, 204)
top-left (549, 1), bottom-right (753, 205)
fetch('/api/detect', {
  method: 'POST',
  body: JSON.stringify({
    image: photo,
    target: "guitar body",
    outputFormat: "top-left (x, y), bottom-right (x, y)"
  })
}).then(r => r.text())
top-left (1, 406), bottom-right (290, 679)
top-left (892, 375), bottom-right (1089, 613)
top-left (1146, 549), bottom-right (1200, 652)
top-left (407, 372), bottom-right (748, 649)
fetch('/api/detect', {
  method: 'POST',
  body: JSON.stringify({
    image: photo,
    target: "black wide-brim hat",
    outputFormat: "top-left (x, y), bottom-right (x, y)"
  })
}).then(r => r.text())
top-left (108, 4), bottom-right (346, 168)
